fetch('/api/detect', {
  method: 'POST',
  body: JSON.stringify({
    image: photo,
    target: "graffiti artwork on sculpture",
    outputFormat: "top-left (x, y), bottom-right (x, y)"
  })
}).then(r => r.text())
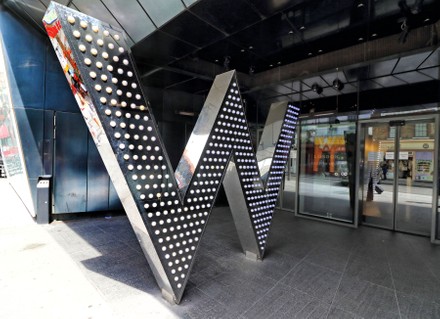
top-left (43, 2), bottom-right (299, 304)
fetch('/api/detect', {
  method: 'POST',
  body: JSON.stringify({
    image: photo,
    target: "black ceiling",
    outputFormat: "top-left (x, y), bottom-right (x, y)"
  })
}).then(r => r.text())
top-left (4, 0), bottom-right (440, 113)
top-left (133, 0), bottom-right (440, 72)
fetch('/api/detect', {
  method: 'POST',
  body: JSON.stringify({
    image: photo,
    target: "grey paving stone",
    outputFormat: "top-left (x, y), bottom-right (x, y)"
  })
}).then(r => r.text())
top-left (345, 254), bottom-right (393, 289)
top-left (38, 207), bottom-right (440, 318)
top-left (397, 291), bottom-right (440, 319)
top-left (195, 268), bottom-right (278, 313)
top-left (351, 240), bottom-right (389, 261)
top-left (267, 234), bottom-right (318, 259)
top-left (327, 306), bottom-right (360, 319)
top-left (390, 262), bottom-right (440, 304)
top-left (242, 283), bottom-right (330, 319)
top-left (282, 261), bottom-right (342, 303)
top-left (304, 246), bottom-right (350, 272)
top-left (333, 274), bottom-right (400, 319)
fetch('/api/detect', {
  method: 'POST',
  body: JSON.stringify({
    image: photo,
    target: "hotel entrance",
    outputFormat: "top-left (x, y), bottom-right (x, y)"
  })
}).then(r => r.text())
top-left (359, 116), bottom-right (438, 237)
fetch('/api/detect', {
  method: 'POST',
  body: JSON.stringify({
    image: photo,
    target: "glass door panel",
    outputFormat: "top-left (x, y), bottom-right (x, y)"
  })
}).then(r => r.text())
top-left (298, 120), bottom-right (356, 223)
top-left (281, 131), bottom-right (298, 211)
top-left (395, 120), bottom-right (434, 235)
top-left (361, 123), bottom-right (395, 229)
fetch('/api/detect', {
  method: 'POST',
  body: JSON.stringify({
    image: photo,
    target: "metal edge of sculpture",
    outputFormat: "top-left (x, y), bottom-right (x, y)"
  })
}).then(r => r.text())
top-left (43, 2), bottom-right (299, 304)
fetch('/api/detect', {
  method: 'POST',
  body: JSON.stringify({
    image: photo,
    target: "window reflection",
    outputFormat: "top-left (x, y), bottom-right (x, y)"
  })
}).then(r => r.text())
top-left (298, 119), bottom-right (356, 222)
top-left (281, 133), bottom-right (297, 211)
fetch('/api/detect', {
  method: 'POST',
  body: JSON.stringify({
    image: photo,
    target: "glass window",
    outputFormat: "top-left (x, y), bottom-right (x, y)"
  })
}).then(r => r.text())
top-left (415, 123), bottom-right (427, 137)
top-left (298, 119), bottom-right (356, 223)
top-left (389, 126), bottom-right (396, 138)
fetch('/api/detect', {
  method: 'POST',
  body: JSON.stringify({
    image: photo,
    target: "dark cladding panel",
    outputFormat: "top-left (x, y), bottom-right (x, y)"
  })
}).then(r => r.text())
top-left (101, 0), bottom-right (156, 42)
top-left (53, 112), bottom-right (88, 214)
top-left (138, 0), bottom-right (185, 27)
top-left (189, 0), bottom-right (262, 34)
top-left (161, 11), bottom-right (225, 48)
top-left (132, 31), bottom-right (196, 66)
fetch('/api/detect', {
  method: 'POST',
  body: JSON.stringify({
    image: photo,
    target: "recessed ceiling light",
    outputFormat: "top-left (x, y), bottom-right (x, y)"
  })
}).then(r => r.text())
top-left (299, 26), bottom-right (306, 30)
top-left (371, 33), bottom-right (378, 37)
top-left (358, 37), bottom-right (364, 41)
top-left (277, 61), bottom-right (281, 65)
top-left (176, 111), bottom-right (196, 116)
top-left (318, 49), bottom-right (323, 53)
top-left (249, 46), bottom-right (253, 49)
top-left (308, 52), bottom-right (312, 56)
top-left (288, 30), bottom-right (294, 35)
top-left (241, 49), bottom-right (245, 52)
top-left (357, 2), bottom-right (364, 8)
top-left (269, 64), bottom-right (273, 67)
top-left (215, 59), bottom-right (219, 62)
top-left (424, 18), bottom-right (430, 22)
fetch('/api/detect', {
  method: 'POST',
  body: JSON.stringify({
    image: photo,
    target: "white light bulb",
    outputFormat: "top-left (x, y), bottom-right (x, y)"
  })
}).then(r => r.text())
top-left (67, 16), bottom-right (75, 24)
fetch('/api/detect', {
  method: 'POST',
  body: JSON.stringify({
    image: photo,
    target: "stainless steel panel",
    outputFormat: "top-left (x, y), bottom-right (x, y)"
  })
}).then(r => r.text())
top-left (108, 178), bottom-right (123, 210)
top-left (45, 3), bottom-right (177, 303)
top-left (224, 101), bottom-right (300, 258)
top-left (53, 111), bottom-right (87, 213)
top-left (175, 71), bottom-right (234, 196)
top-left (86, 133), bottom-right (110, 212)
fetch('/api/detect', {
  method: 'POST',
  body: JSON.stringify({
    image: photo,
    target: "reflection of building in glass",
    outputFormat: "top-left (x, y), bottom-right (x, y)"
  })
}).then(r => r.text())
top-left (298, 121), bottom-right (356, 223)
top-left (302, 123), bottom-right (354, 177)
top-left (373, 124), bottom-right (435, 182)
top-left (0, 39), bottom-right (23, 178)
top-left (0, 32), bottom-right (34, 215)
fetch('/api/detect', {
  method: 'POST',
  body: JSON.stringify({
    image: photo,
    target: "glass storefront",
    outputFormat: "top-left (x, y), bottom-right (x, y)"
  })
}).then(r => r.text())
top-left (297, 116), bottom-right (356, 223)
top-left (360, 118), bottom-right (436, 236)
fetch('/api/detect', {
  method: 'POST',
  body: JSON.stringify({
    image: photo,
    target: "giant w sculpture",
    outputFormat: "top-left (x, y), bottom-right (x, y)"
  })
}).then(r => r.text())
top-left (43, 2), bottom-right (299, 304)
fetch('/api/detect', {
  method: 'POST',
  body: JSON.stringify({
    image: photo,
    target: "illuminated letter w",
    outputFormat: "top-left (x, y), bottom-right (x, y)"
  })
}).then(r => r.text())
top-left (44, 3), bottom-right (299, 304)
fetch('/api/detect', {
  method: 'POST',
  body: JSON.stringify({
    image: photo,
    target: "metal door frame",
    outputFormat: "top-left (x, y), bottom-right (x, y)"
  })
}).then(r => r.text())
top-left (357, 114), bottom-right (439, 242)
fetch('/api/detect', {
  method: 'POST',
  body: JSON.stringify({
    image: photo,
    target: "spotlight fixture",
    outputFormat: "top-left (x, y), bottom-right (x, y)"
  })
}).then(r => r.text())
top-left (332, 79), bottom-right (344, 91)
top-left (176, 110), bottom-right (196, 117)
top-left (311, 83), bottom-right (323, 94)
